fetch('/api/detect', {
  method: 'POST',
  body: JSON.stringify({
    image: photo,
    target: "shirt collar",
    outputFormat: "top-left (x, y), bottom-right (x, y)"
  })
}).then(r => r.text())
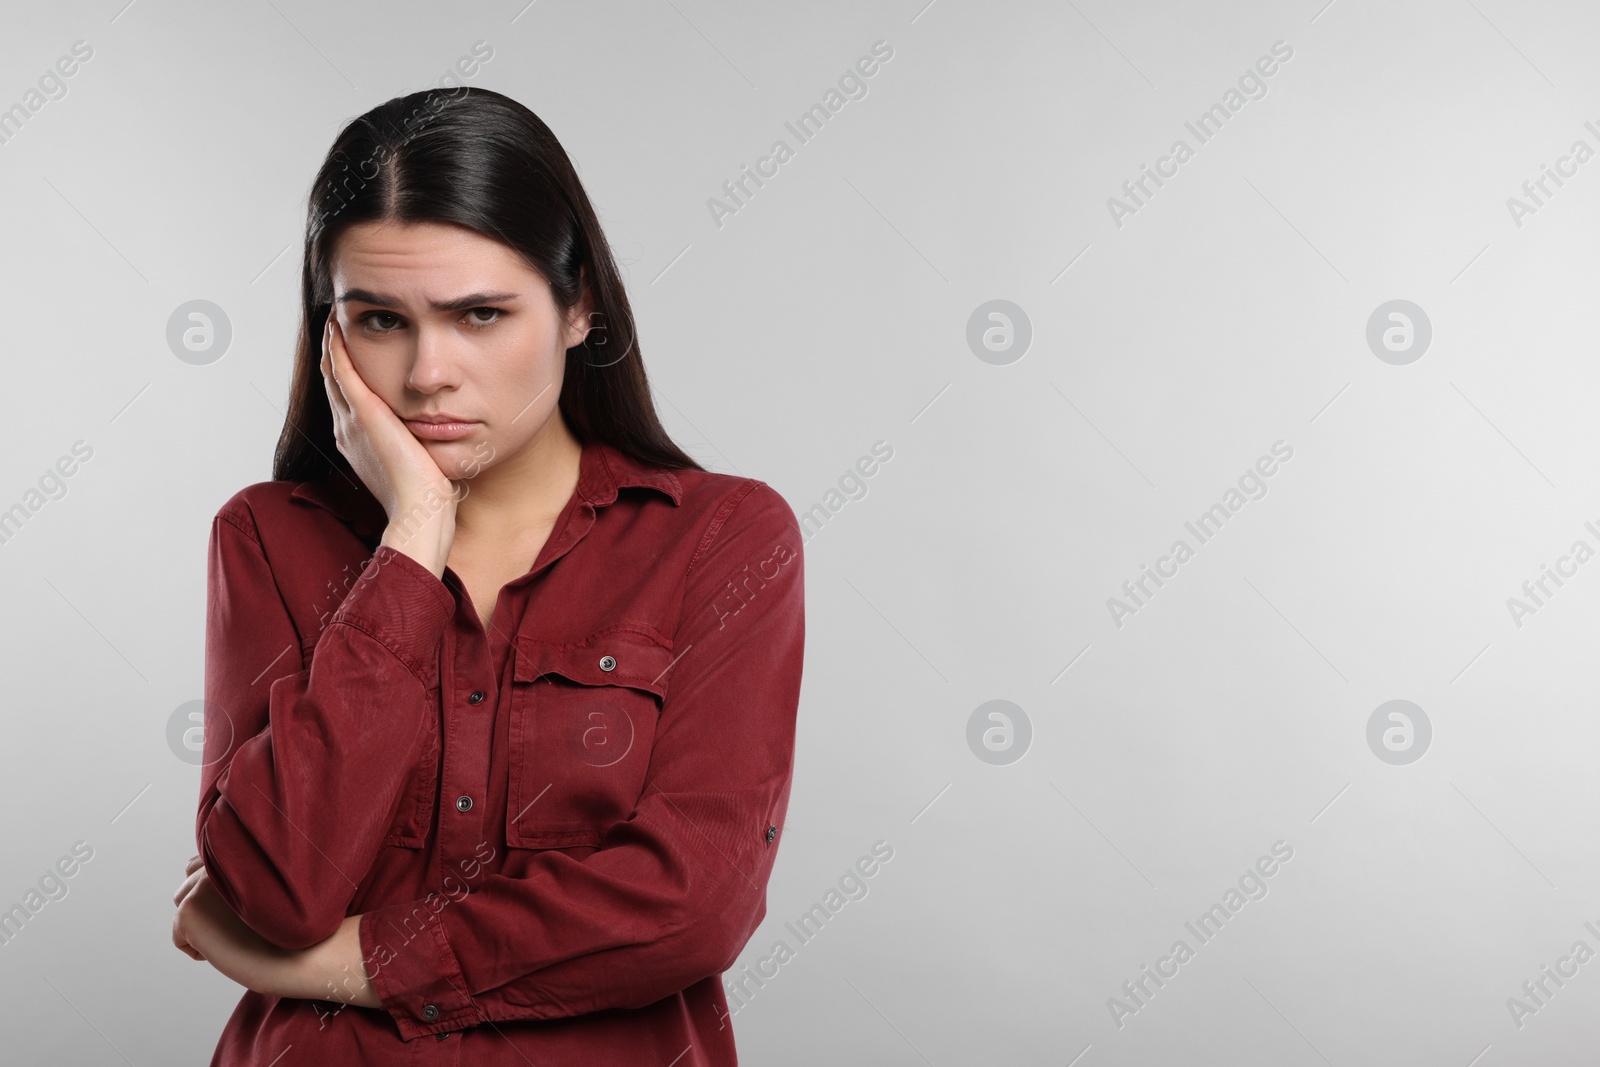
top-left (289, 439), bottom-right (682, 538)
top-left (579, 439), bottom-right (684, 509)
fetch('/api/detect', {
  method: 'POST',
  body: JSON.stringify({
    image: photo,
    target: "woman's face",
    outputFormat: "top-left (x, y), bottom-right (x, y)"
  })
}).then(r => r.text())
top-left (327, 219), bottom-right (591, 481)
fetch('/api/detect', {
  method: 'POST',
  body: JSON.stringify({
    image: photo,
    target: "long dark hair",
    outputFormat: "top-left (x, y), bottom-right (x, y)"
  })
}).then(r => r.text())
top-left (272, 86), bottom-right (701, 483)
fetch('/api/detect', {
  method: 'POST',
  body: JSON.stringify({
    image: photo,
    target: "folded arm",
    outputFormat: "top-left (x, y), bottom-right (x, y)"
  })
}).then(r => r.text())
top-left (356, 482), bottom-right (806, 1039)
top-left (196, 506), bottom-right (454, 951)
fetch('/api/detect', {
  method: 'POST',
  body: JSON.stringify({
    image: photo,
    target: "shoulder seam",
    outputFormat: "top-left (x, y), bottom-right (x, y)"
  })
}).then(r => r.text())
top-left (683, 479), bottom-right (765, 582)
top-left (215, 507), bottom-right (261, 546)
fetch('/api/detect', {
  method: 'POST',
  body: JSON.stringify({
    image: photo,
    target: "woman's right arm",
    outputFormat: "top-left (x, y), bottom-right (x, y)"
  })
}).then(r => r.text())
top-left (194, 502), bottom-right (455, 952)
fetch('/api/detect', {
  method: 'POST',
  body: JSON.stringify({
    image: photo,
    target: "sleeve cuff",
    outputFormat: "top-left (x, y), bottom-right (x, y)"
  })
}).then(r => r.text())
top-left (360, 902), bottom-right (480, 1040)
top-left (327, 546), bottom-right (455, 691)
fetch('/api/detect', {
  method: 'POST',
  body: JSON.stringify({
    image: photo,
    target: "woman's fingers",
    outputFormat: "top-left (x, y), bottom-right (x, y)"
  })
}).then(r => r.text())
top-left (321, 317), bottom-right (350, 422)
top-left (326, 316), bottom-right (375, 413)
top-left (186, 853), bottom-right (204, 876)
top-left (172, 912), bottom-right (206, 960)
top-left (172, 865), bottom-right (209, 960)
top-left (324, 316), bottom-right (383, 454)
top-left (173, 864), bottom-right (206, 907)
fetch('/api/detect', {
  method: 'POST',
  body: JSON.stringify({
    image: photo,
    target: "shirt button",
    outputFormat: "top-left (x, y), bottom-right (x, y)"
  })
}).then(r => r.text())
top-left (456, 795), bottom-right (473, 812)
top-left (766, 824), bottom-right (777, 843)
top-left (421, 1004), bottom-right (439, 1020)
top-left (598, 655), bottom-right (616, 672)
top-left (467, 690), bottom-right (485, 705)
top-left (435, 1032), bottom-right (449, 1041)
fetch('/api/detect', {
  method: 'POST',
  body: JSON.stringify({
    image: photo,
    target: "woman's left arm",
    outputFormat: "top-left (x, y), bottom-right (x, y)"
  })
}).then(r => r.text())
top-left (353, 482), bottom-right (805, 1040)
top-left (174, 853), bottom-right (381, 1008)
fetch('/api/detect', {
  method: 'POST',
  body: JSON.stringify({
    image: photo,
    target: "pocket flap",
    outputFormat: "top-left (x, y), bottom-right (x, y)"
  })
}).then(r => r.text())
top-left (513, 627), bottom-right (676, 698)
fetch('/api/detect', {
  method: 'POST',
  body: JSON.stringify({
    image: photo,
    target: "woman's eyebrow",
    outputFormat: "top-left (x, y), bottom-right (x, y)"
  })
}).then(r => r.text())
top-left (337, 288), bottom-right (521, 311)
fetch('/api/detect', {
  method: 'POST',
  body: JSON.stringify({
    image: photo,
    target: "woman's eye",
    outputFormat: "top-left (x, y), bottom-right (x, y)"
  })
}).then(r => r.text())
top-left (357, 308), bottom-right (501, 333)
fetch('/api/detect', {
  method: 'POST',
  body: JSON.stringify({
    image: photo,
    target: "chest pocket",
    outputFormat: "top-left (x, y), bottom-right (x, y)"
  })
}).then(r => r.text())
top-left (507, 628), bottom-right (674, 849)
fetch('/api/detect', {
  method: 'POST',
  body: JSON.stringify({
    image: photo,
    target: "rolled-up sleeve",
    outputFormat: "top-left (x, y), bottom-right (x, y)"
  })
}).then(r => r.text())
top-left (196, 506), bottom-right (455, 950)
top-left (358, 481), bottom-right (804, 1038)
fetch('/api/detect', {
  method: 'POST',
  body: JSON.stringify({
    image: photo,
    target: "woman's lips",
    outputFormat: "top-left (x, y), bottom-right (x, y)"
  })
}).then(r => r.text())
top-left (404, 420), bottom-right (479, 441)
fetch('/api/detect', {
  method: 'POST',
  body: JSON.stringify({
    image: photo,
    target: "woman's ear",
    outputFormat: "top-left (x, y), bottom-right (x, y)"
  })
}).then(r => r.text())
top-left (565, 266), bottom-right (597, 350)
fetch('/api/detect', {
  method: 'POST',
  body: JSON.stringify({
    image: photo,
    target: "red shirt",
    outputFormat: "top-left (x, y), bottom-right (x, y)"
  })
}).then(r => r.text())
top-left (195, 439), bottom-right (804, 1065)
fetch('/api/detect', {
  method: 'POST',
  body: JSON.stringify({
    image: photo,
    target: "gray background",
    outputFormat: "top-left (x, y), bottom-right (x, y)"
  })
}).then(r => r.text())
top-left (2, 0), bottom-right (1595, 1063)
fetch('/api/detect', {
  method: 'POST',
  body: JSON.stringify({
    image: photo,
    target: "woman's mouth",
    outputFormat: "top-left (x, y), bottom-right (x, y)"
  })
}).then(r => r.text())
top-left (404, 419), bottom-right (479, 441)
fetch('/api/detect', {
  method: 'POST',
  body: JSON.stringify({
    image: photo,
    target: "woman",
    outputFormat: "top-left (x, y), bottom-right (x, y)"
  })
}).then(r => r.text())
top-left (170, 86), bottom-right (805, 1065)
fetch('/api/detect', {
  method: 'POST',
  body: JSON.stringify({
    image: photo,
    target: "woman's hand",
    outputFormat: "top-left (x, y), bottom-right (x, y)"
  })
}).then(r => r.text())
top-left (172, 856), bottom-right (298, 997)
top-left (171, 854), bottom-right (380, 1009)
top-left (321, 314), bottom-right (460, 573)
top-left (171, 852), bottom-right (207, 960)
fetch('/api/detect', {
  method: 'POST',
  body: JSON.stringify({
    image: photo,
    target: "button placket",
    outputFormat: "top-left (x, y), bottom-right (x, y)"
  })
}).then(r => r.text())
top-left (439, 614), bottom-right (495, 872)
